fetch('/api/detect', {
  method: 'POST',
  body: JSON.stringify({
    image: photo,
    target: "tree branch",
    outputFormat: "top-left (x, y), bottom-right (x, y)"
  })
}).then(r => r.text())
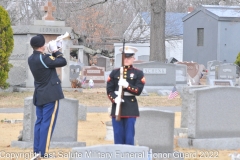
top-left (70, 0), bottom-right (108, 12)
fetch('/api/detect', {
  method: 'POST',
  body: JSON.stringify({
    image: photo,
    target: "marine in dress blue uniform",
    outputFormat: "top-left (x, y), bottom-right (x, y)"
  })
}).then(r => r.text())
top-left (106, 46), bottom-right (145, 145)
top-left (28, 34), bottom-right (67, 158)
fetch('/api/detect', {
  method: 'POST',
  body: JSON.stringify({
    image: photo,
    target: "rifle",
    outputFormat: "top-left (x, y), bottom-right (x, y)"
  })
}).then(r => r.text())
top-left (115, 39), bottom-right (125, 121)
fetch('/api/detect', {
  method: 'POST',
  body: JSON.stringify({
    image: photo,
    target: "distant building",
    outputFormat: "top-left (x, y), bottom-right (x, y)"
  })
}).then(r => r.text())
top-left (124, 12), bottom-right (187, 42)
top-left (114, 12), bottom-right (187, 68)
top-left (183, 5), bottom-right (240, 66)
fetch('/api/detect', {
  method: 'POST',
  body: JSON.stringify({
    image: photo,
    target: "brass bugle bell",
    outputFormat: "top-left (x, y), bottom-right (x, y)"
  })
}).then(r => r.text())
top-left (55, 32), bottom-right (71, 42)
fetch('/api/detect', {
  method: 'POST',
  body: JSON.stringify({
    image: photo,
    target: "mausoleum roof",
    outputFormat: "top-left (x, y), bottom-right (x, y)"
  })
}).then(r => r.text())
top-left (183, 5), bottom-right (240, 22)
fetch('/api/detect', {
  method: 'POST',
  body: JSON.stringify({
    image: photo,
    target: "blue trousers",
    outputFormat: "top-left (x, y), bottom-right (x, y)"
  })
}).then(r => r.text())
top-left (34, 100), bottom-right (59, 157)
top-left (112, 117), bottom-right (136, 145)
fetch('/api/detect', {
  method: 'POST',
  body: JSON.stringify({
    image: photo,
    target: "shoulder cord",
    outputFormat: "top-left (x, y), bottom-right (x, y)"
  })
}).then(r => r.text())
top-left (39, 54), bottom-right (49, 68)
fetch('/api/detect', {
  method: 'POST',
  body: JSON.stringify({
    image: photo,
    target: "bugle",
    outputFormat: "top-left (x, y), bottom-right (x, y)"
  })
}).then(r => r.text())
top-left (47, 32), bottom-right (70, 52)
top-left (55, 32), bottom-right (71, 42)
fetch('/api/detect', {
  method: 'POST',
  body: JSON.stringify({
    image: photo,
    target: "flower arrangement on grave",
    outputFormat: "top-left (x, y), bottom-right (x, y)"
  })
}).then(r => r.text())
top-left (88, 79), bottom-right (94, 89)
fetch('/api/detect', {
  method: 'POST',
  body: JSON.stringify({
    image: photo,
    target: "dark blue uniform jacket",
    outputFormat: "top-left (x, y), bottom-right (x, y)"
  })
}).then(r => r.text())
top-left (106, 65), bottom-right (145, 117)
top-left (28, 50), bottom-right (67, 106)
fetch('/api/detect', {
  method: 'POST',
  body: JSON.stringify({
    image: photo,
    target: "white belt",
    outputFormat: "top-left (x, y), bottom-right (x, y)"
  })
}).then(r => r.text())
top-left (114, 91), bottom-right (135, 96)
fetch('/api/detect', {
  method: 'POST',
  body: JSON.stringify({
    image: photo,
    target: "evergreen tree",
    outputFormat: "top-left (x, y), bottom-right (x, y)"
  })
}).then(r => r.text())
top-left (0, 6), bottom-right (14, 89)
top-left (235, 52), bottom-right (240, 67)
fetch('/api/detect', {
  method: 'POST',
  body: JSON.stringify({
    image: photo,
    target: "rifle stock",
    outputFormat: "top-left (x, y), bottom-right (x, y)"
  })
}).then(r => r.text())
top-left (115, 39), bottom-right (125, 121)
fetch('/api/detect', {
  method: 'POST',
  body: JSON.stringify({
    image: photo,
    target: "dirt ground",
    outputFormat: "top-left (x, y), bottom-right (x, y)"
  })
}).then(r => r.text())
top-left (0, 88), bottom-right (182, 108)
top-left (0, 113), bottom-right (112, 160)
top-left (0, 87), bottom-right (238, 160)
top-left (0, 112), bottom-right (236, 160)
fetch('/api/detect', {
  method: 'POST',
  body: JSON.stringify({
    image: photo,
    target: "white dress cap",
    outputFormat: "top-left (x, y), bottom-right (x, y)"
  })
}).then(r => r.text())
top-left (119, 46), bottom-right (138, 53)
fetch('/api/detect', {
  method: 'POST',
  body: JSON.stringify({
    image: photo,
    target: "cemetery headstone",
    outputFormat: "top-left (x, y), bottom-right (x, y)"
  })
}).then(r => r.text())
top-left (69, 63), bottom-right (81, 80)
top-left (179, 86), bottom-right (209, 128)
top-left (82, 66), bottom-right (105, 87)
top-left (215, 63), bottom-right (238, 85)
top-left (96, 56), bottom-right (112, 71)
top-left (188, 87), bottom-right (240, 139)
top-left (135, 110), bottom-right (175, 153)
top-left (177, 62), bottom-right (204, 85)
top-left (206, 60), bottom-right (223, 85)
top-left (105, 121), bottom-right (113, 141)
top-left (207, 60), bottom-right (222, 75)
top-left (175, 64), bottom-right (187, 84)
top-left (178, 87), bottom-right (240, 149)
top-left (11, 97), bottom-right (85, 148)
top-left (78, 104), bottom-right (87, 121)
top-left (133, 62), bottom-right (176, 86)
top-left (209, 79), bottom-right (233, 86)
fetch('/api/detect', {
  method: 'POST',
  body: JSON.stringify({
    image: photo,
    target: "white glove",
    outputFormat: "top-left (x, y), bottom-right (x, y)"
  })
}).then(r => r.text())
top-left (56, 40), bottom-right (62, 49)
top-left (118, 79), bottom-right (129, 88)
top-left (114, 97), bottom-right (124, 103)
top-left (47, 40), bottom-right (58, 53)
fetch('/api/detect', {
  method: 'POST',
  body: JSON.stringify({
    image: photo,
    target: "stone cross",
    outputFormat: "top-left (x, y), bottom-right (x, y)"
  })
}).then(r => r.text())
top-left (41, 1), bottom-right (56, 20)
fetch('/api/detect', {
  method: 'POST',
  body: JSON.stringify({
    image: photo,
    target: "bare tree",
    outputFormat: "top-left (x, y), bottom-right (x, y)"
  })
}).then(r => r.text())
top-left (149, 0), bottom-right (166, 62)
top-left (4, 0), bottom-right (240, 59)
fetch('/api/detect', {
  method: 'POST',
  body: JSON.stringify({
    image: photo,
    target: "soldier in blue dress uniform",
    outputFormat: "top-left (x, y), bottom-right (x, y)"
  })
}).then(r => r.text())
top-left (106, 46), bottom-right (145, 145)
top-left (28, 34), bottom-right (67, 159)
